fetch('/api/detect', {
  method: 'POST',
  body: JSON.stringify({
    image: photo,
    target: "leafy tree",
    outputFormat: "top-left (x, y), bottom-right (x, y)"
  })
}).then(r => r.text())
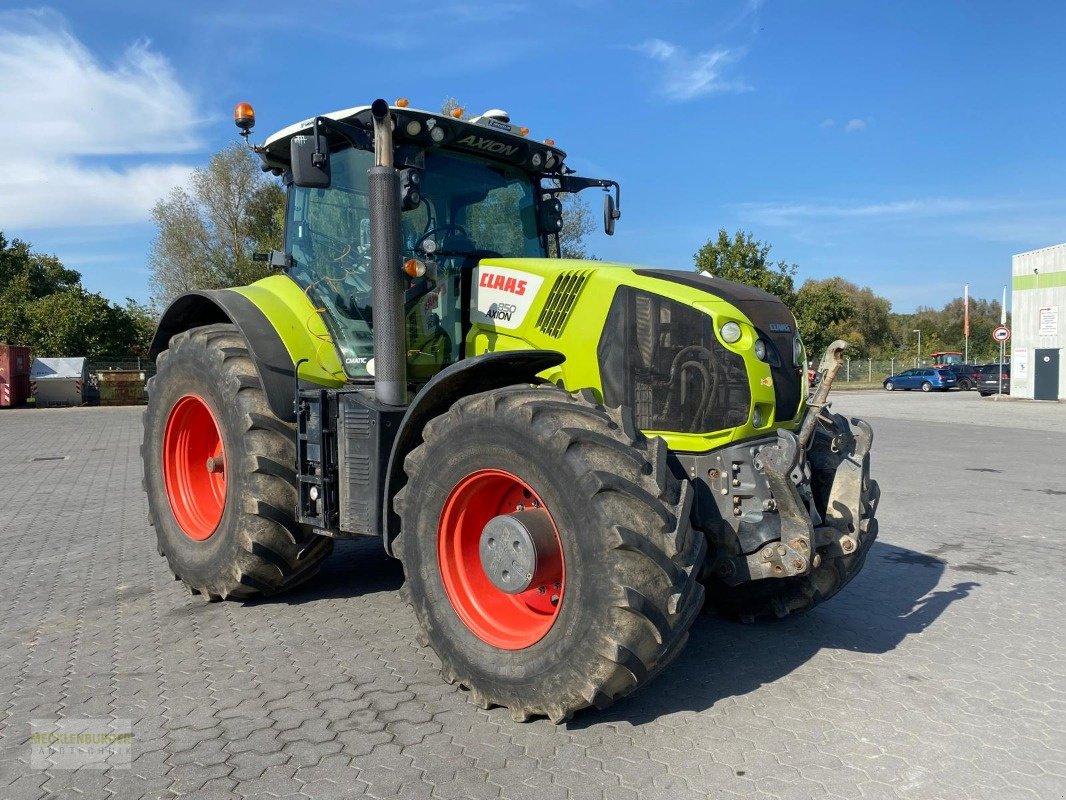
top-left (794, 277), bottom-right (896, 359)
top-left (148, 144), bottom-right (282, 306)
top-left (123, 299), bottom-right (160, 360)
top-left (794, 278), bottom-right (855, 358)
top-left (694, 229), bottom-right (797, 305)
top-left (0, 233), bottom-right (144, 359)
top-left (26, 288), bottom-right (139, 360)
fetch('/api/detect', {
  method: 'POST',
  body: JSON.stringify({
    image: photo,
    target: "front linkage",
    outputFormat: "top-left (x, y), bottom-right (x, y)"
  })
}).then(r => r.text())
top-left (679, 341), bottom-right (881, 620)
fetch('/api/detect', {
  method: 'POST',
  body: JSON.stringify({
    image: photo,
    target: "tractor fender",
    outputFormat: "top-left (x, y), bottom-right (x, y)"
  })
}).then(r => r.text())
top-left (149, 290), bottom-right (301, 423)
top-left (382, 349), bottom-right (566, 555)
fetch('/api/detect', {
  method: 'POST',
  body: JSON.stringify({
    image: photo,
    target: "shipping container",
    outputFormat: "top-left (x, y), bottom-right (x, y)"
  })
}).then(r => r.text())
top-left (0, 344), bottom-right (32, 407)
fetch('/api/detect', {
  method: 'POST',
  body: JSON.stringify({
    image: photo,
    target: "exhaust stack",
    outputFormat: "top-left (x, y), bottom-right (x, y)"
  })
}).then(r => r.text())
top-left (367, 98), bottom-right (408, 406)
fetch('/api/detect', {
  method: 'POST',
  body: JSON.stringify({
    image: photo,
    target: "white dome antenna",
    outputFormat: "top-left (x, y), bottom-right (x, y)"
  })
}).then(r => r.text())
top-left (474, 109), bottom-right (510, 123)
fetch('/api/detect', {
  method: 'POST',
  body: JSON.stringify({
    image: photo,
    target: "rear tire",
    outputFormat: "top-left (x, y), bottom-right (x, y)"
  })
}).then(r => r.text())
top-left (921, 381), bottom-right (932, 392)
top-left (395, 386), bottom-right (705, 722)
top-left (142, 324), bottom-right (332, 600)
top-left (958, 378), bottom-right (973, 391)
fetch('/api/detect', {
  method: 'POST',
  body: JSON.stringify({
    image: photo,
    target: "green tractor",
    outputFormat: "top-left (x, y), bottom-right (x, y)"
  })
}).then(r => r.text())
top-left (143, 98), bottom-right (879, 722)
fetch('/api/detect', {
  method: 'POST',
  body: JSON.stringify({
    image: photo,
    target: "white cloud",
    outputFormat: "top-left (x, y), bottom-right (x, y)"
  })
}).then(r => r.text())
top-left (820, 118), bottom-right (836, 128)
top-left (844, 118), bottom-right (868, 133)
top-left (0, 9), bottom-right (201, 229)
top-left (637, 38), bottom-right (750, 101)
top-left (739, 198), bottom-right (1010, 226)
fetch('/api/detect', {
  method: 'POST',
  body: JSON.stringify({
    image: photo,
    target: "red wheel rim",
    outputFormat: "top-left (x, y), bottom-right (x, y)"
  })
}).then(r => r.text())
top-left (163, 394), bottom-right (226, 541)
top-left (438, 469), bottom-right (565, 650)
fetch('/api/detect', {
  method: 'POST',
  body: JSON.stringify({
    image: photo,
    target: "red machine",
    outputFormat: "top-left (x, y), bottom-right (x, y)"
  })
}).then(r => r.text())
top-left (930, 351), bottom-right (964, 367)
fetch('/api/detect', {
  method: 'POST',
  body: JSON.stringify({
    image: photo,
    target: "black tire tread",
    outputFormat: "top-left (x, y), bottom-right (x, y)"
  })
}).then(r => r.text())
top-left (396, 386), bottom-right (705, 722)
top-left (143, 323), bottom-right (332, 600)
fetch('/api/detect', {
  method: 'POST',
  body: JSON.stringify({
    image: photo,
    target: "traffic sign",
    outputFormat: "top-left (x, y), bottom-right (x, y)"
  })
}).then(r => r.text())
top-left (993, 325), bottom-right (1011, 342)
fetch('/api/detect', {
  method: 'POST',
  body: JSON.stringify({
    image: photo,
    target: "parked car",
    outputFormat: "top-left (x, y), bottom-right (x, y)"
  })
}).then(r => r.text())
top-left (883, 368), bottom-right (958, 392)
top-left (944, 363), bottom-right (982, 391)
top-left (976, 364), bottom-right (1010, 396)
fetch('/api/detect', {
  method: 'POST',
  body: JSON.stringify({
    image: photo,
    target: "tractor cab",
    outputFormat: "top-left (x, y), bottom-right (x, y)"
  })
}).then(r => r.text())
top-left (257, 102), bottom-right (618, 383)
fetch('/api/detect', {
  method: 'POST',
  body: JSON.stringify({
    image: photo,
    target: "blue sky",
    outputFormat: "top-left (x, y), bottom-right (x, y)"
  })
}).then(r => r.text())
top-left (2, 0), bottom-right (1064, 311)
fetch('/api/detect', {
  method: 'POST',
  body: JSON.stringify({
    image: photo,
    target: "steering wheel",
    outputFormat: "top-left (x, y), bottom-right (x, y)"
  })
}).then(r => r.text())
top-left (415, 223), bottom-right (469, 254)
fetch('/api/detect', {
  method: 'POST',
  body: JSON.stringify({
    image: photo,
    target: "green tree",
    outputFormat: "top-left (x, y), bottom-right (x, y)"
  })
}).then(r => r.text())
top-left (25, 288), bottom-right (138, 360)
top-left (148, 144), bottom-right (282, 306)
top-left (694, 229), bottom-right (797, 305)
top-left (794, 278), bottom-right (855, 358)
top-left (0, 233), bottom-right (144, 359)
top-left (123, 299), bottom-right (159, 360)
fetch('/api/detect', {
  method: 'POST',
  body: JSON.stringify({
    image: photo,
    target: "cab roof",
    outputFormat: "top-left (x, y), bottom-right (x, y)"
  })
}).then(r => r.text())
top-left (261, 103), bottom-right (567, 175)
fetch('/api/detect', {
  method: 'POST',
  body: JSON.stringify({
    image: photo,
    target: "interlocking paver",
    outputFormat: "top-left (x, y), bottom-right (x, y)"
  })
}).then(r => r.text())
top-left (0, 401), bottom-right (1064, 800)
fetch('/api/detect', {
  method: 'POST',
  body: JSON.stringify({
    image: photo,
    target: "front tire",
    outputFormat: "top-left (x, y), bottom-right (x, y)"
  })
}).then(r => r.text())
top-left (884, 381), bottom-right (895, 391)
top-left (395, 386), bottom-right (705, 722)
top-left (142, 324), bottom-right (332, 600)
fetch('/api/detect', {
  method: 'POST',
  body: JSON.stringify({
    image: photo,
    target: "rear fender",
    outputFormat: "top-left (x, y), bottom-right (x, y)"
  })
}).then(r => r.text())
top-left (382, 349), bottom-right (566, 554)
top-left (150, 278), bottom-right (345, 422)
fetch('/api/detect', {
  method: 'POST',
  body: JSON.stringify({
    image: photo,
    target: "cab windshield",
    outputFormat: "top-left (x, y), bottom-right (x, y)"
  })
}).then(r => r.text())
top-left (285, 145), bottom-right (543, 380)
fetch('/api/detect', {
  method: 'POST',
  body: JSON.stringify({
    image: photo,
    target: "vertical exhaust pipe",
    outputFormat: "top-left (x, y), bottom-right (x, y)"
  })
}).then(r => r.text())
top-left (368, 98), bottom-right (408, 406)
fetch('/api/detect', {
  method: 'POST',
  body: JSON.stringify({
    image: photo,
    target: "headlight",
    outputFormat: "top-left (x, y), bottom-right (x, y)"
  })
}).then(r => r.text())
top-left (753, 406), bottom-right (765, 428)
top-left (531, 152), bottom-right (543, 168)
top-left (545, 152), bottom-right (556, 169)
top-left (430, 126), bottom-right (445, 143)
top-left (720, 322), bottom-right (742, 344)
top-left (754, 339), bottom-right (767, 361)
top-left (405, 120), bottom-right (422, 136)
top-left (793, 333), bottom-right (803, 367)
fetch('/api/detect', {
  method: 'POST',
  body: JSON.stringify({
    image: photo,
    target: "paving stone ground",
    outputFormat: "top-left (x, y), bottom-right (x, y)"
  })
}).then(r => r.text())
top-left (0, 394), bottom-right (1063, 800)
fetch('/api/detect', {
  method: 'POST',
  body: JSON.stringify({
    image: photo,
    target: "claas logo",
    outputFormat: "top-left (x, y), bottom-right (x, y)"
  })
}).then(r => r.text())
top-left (479, 272), bottom-right (528, 296)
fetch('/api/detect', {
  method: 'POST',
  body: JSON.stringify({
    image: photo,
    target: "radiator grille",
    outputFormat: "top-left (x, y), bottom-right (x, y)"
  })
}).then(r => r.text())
top-left (597, 288), bottom-right (750, 434)
top-left (535, 270), bottom-right (592, 338)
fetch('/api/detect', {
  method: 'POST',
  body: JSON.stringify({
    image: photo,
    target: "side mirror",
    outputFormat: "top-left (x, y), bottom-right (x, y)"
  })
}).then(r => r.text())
top-left (291, 135), bottom-right (331, 188)
top-left (604, 193), bottom-right (620, 236)
top-left (537, 197), bottom-right (563, 235)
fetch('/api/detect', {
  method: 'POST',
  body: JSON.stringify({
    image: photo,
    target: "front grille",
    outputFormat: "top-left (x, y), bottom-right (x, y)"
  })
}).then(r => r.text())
top-left (535, 270), bottom-right (591, 338)
top-left (597, 288), bottom-right (750, 434)
top-left (632, 270), bottom-right (803, 424)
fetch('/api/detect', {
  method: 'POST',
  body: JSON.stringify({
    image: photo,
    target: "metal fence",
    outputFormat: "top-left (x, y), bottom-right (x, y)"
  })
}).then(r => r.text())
top-left (836, 358), bottom-right (911, 385)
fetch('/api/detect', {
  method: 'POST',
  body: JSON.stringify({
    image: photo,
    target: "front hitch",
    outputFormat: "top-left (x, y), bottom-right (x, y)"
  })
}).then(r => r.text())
top-left (705, 338), bottom-right (880, 587)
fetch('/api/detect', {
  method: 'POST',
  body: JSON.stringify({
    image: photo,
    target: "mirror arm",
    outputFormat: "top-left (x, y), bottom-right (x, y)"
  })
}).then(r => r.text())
top-left (310, 116), bottom-right (375, 157)
top-left (547, 175), bottom-right (622, 217)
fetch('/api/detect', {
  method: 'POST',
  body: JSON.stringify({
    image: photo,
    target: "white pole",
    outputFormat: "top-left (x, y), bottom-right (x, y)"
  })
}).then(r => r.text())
top-left (868, 358), bottom-right (872, 382)
top-left (891, 357), bottom-right (894, 376)
top-left (964, 283), bottom-right (969, 364)
top-left (846, 358), bottom-right (851, 382)
top-left (999, 285), bottom-right (1007, 395)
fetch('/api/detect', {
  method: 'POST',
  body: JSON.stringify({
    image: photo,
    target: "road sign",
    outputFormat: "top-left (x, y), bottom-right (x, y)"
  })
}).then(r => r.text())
top-left (993, 325), bottom-right (1011, 342)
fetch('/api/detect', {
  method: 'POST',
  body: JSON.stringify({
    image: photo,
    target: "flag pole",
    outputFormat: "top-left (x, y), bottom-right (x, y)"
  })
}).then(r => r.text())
top-left (963, 283), bottom-right (970, 363)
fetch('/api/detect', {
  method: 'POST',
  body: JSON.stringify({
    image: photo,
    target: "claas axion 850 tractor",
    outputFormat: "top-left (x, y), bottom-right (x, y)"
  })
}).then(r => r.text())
top-left (144, 97), bottom-right (880, 722)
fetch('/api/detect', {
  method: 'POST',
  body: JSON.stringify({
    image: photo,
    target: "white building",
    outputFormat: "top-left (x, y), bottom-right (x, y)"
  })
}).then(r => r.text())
top-left (1011, 243), bottom-right (1065, 400)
